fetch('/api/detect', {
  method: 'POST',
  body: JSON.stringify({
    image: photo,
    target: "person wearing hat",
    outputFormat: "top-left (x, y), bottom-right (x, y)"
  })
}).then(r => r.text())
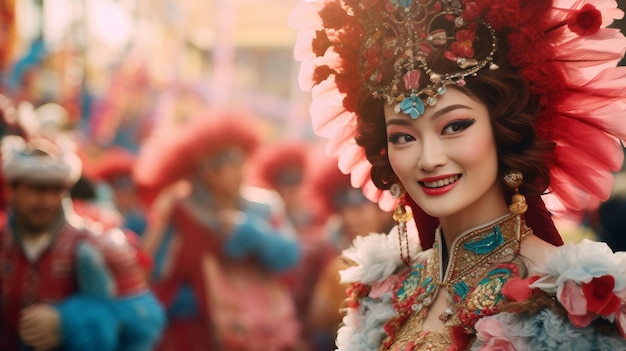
top-left (291, 0), bottom-right (626, 349)
top-left (0, 135), bottom-right (165, 351)
top-left (135, 111), bottom-right (302, 351)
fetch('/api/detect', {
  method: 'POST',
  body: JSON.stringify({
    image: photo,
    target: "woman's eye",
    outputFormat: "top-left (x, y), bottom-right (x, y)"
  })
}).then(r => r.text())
top-left (388, 133), bottom-right (415, 144)
top-left (442, 119), bottom-right (476, 135)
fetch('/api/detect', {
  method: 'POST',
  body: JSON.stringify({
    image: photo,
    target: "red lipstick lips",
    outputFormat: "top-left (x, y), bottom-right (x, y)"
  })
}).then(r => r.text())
top-left (418, 174), bottom-right (461, 196)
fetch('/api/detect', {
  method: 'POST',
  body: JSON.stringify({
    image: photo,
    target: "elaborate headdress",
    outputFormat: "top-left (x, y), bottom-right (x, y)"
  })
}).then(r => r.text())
top-left (290, 0), bottom-right (626, 223)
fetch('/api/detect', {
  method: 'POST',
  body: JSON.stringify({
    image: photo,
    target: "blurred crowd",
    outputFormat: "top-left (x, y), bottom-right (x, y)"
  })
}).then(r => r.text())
top-left (0, 90), bottom-right (401, 350)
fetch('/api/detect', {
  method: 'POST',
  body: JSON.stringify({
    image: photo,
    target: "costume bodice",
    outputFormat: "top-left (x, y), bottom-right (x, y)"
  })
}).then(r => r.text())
top-left (381, 214), bottom-right (532, 351)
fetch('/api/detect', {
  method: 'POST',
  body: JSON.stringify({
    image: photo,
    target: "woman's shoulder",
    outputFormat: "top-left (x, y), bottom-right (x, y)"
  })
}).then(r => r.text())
top-left (473, 238), bottom-right (626, 350)
top-left (519, 233), bottom-right (559, 275)
top-left (520, 235), bottom-right (626, 288)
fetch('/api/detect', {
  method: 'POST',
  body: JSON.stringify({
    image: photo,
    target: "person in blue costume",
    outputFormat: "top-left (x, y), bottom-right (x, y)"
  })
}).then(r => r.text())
top-left (0, 135), bottom-right (165, 351)
top-left (135, 109), bottom-right (302, 351)
top-left (291, 0), bottom-right (626, 350)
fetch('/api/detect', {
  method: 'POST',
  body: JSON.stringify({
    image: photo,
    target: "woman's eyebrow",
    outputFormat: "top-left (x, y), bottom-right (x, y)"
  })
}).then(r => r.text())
top-left (386, 104), bottom-right (474, 127)
top-left (429, 104), bottom-right (473, 121)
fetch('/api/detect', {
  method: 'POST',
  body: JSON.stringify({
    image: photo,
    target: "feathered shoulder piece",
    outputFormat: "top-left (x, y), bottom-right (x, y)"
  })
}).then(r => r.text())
top-left (472, 239), bottom-right (626, 350)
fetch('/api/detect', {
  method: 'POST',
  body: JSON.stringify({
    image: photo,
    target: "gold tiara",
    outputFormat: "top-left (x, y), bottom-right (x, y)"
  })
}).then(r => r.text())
top-left (360, 0), bottom-right (499, 118)
top-left (312, 0), bottom-right (514, 119)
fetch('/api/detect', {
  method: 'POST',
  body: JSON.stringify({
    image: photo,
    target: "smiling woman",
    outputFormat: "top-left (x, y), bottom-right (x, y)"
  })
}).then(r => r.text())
top-left (385, 89), bottom-right (502, 229)
top-left (291, 0), bottom-right (626, 350)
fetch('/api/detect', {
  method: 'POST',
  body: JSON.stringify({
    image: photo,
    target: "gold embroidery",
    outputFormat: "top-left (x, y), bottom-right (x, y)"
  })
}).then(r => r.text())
top-left (381, 214), bottom-right (532, 351)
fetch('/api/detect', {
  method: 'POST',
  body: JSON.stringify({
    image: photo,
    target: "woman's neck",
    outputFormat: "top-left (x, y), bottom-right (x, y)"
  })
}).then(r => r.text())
top-left (438, 192), bottom-right (509, 256)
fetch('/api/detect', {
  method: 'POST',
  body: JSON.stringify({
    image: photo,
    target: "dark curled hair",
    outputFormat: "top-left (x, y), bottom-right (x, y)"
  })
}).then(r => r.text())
top-left (355, 27), bottom-right (555, 199)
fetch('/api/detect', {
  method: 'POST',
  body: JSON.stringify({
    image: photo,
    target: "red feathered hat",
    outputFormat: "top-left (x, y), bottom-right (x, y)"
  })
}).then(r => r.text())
top-left (133, 109), bottom-right (261, 195)
top-left (309, 156), bottom-right (373, 221)
top-left (90, 147), bottom-right (136, 183)
top-left (254, 140), bottom-right (310, 189)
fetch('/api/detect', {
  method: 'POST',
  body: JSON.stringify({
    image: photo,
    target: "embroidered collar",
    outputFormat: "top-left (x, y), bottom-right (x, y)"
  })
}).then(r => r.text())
top-left (381, 214), bottom-right (531, 350)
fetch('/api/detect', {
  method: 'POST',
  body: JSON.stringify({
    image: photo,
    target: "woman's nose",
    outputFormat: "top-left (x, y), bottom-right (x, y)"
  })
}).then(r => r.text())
top-left (417, 137), bottom-right (447, 172)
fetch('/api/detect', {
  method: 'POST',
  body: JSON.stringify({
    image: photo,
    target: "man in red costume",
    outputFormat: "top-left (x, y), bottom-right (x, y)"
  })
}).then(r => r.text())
top-left (136, 111), bottom-right (302, 351)
top-left (0, 135), bottom-right (165, 351)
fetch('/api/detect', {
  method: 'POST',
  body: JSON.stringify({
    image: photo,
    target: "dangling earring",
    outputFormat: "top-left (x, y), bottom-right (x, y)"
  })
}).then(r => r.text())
top-left (390, 183), bottom-right (413, 266)
top-left (504, 170), bottom-right (528, 215)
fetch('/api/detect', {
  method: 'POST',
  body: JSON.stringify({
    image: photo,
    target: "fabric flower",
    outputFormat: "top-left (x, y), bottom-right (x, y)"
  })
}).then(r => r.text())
top-left (501, 276), bottom-right (539, 302)
top-left (615, 289), bottom-right (626, 337)
top-left (485, 0), bottom-right (521, 29)
top-left (582, 275), bottom-right (621, 316)
top-left (471, 309), bottom-right (626, 351)
top-left (567, 4), bottom-right (602, 36)
top-left (531, 240), bottom-right (626, 295)
top-left (370, 274), bottom-right (401, 299)
top-left (616, 305), bottom-right (626, 338)
top-left (474, 317), bottom-right (516, 351)
top-left (450, 30), bottom-right (476, 58)
top-left (346, 283), bottom-right (371, 308)
top-left (463, 1), bottom-right (484, 20)
top-left (399, 94), bottom-right (425, 119)
top-left (559, 280), bottom-right (594, 327)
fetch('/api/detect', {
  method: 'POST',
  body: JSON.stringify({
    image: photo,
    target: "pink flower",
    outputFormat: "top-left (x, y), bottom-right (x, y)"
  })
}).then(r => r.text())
top-left (369, 274), bottom-right (401, 299)
top-left (345, 283), bottom-right (370, 308)
top-left (485, 0), bottom-right (521, 29)
top-left (450, 29), bottom-right (476, 58)
top-left (560, 280), bottom-right (593, 327)
top-left (582, 275), bottom-right (621, 316)
top-left (616, 305), bottom-right (626, 338)
top-left (614, 289), bottom-right (626, 337)
top-left (474, 318), bottom-right (516, 351)
top-left (502, 276), bottom-right (539, 302)
top-left (463, 2), bottom-right (483, 20)
top-left (567, 4), bottom-right (602, 36)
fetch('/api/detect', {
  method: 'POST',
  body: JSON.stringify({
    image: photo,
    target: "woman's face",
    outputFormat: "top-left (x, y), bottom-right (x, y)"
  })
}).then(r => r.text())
top-left (384, 88), bottom-right (503, 220)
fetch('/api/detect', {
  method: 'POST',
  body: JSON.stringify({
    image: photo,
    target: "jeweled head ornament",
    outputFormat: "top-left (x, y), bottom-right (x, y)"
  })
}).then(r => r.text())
top-left (291, 0), bottom-right (626, 221)
top-left (359, 0), bottom-right (500, 119)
